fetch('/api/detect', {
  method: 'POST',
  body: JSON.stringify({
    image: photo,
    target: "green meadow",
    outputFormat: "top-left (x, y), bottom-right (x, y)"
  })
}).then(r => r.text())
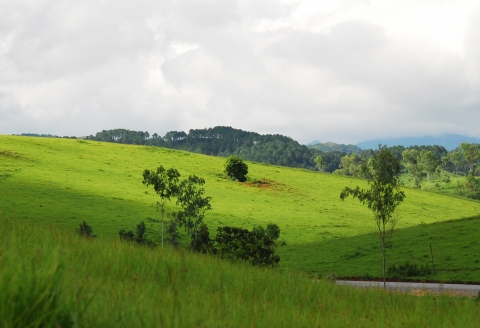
top-left (1, 135), bottom-right (480, 282)
top-left (2, 218), bottom-right (480, 327)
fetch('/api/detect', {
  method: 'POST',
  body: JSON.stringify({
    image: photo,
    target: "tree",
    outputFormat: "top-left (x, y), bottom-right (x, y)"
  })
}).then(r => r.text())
top-left (402, 149), bottom-right (425, 188)
top-left (176, 175), bottom-right (212, 249)
top-left (448, 151), bottom-right (462, 176)
top-left (334, 153), bottom-right (363, 177)
top-left (340, 146), bottom-right (406, 290)
top-left (419, 150), bottom-right (439, 189)
top-left (142, 166), bottom-right (181, 248)
top-left (460, 142), bottom-right (480, 174)
top-left (224, 156), bottom-right (248, 182)
top-left (314, 155), bottom-right (327, 171)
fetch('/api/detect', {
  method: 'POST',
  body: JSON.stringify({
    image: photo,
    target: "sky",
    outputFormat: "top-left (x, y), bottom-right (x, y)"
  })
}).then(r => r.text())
top-left (1, 0), bottom-right (479, 144)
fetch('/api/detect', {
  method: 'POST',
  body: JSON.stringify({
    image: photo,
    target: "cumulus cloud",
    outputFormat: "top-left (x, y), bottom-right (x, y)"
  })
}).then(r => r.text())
top-left (0, 0), bottom-right (479, 143)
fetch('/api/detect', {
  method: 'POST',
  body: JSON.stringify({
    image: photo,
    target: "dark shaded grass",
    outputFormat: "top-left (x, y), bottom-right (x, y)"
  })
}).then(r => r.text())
top-left (280, 215), bottom-right (480, 282)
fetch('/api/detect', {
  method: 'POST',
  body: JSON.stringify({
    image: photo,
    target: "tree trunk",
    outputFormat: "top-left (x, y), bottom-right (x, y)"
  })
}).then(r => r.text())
top-left (382, 239), bottom-right (386, 291)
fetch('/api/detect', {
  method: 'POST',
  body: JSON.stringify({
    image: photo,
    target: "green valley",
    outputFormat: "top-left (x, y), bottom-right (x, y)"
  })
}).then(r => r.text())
top-left (1, 135), bottom-right (480, 282)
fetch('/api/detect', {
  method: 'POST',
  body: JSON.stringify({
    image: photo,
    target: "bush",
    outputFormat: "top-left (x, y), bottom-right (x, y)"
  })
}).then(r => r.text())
top-left (76, 221), bottom-right (96, 238)
top-left (387, 262), bottom-right (432, 278)
top-left (266, 223), bottom-right (280, 242)
top-left (191, 222), bottom-right (215, 253)
top-left (119, 229), bottom-right (135, 242)
top-left (165, 217), bottom-right (180, 248)
top-left (119, 221), bottom-right (156, 247)
top-left (224, 156), bottom-right (248, 182)
top-left (215, 225), bottom-right (280, 266)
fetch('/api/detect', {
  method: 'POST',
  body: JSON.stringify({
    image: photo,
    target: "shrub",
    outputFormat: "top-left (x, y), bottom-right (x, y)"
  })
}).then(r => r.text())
top-left (224, 156), bottom-right (248, 182)
top-left (119, 229), bottom-right (135, 242)
top-left (266, 223), bottom-right (280, 242)
top-left (191, 222), bottom-right (215, 253)
top-left (215, 225), bottom-right (280, 266)
top-left (119, 221), bottom-right (156, 247)
top-left (76, 221), bottom-right (96, 238)
top-left (387, 262), bottom-right (432, 278)
top-left (165, 217), bottom-right (180, 248)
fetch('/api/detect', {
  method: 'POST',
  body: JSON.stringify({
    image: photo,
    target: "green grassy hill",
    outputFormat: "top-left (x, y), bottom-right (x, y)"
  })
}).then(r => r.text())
top-left (1, 135), bottom-right (480, 281)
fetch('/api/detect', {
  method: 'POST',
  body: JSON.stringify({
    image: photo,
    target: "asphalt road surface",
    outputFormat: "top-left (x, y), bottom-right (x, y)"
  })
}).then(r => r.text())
top-left (337, 280), bottom-right (480, 296)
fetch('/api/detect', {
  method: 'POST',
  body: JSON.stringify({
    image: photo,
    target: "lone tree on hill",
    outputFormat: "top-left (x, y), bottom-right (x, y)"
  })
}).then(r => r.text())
top-left (224, 156), bottom-right (248, 182)
top-left (340, 146), bottom-right (405, 291)
top-left (142, 166), bottom-right (181, 248)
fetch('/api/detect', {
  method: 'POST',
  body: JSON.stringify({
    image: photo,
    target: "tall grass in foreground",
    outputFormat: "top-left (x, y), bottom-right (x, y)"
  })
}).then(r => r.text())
top-left (1, 219), bottom-right (479, 327)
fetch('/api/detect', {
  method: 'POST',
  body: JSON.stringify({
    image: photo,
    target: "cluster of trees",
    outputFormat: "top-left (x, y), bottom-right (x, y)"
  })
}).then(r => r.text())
top-left (139, 162), bottom-right (282, 266)
top-left (86, 129), bottom-right (151, 145)
top-left (309, 142), bottom-right (362, 154)
top-left (331, 142), bottom-right (480, 200)
top-left (85, 127), bottom-right (348, 171)
top-left (75, 157), bottom-right (281, 266)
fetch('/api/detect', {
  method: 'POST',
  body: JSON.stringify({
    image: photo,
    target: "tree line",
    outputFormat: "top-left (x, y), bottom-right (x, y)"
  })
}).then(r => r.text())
top-left (330, 143), bottom-right (480, 200)
top-left (85, 127), bottom-right (345, 171)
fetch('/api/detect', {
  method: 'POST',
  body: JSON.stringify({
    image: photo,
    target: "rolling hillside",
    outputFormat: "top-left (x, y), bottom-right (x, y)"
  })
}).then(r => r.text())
top-left (1, 135), bottom-right (480, 281)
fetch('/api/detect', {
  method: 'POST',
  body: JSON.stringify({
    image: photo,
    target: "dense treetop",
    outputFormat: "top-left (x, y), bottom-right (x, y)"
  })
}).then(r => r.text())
top-left (308, 142), bottom-right (362, 154)
top-left (86, 127), bottom-right (334, 171)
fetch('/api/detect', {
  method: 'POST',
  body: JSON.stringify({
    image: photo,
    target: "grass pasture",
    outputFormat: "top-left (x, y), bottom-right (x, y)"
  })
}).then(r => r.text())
top-left (1, 135), bottom-right (480, 281)
top-left (1, 218), bottom-right (480, 327)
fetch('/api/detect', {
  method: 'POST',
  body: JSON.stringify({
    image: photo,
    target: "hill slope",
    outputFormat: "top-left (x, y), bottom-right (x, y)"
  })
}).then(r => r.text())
top-left (2, 135), bottom-right (480, 280)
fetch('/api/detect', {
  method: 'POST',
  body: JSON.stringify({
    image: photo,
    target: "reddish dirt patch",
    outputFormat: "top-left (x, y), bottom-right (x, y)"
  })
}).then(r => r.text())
top-left (245, 178), bottom-right (288, 191)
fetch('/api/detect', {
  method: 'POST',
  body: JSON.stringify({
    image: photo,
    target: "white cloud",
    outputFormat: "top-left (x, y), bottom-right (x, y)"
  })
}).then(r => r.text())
top-left (0, 0), bottom-right (479, 143)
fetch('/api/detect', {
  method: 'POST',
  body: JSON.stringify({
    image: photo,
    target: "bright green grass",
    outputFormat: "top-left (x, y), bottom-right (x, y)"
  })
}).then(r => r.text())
top-left (2, 218), bottom-right (480, 327)
top-left (1, 136), bottom-right (480, 281)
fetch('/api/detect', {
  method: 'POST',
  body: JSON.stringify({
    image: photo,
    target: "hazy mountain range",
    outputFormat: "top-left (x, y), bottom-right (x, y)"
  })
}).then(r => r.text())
top-left (308, 134), bottom-right (480, 152)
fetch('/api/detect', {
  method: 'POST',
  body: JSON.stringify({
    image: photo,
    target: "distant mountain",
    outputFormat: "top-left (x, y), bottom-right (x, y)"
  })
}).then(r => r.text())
top-left (306, 140), bottom-right (320, 146)
top-left (308, 142), bottom-right (362, 154)
top-left (356, 133), bottom-right (480, 151)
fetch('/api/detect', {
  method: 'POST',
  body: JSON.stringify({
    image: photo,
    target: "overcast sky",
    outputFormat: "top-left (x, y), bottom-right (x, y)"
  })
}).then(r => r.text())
top-left (1, 0), bottom-right (479, 144)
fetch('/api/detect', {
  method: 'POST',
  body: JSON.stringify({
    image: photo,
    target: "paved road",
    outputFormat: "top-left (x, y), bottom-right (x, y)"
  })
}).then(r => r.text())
top-left (337, 280), bottom-right (480, 296)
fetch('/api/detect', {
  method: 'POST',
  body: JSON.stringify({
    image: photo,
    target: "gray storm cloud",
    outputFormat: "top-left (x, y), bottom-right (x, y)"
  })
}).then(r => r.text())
top-left (0, 0), bottom-right (479, 143)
